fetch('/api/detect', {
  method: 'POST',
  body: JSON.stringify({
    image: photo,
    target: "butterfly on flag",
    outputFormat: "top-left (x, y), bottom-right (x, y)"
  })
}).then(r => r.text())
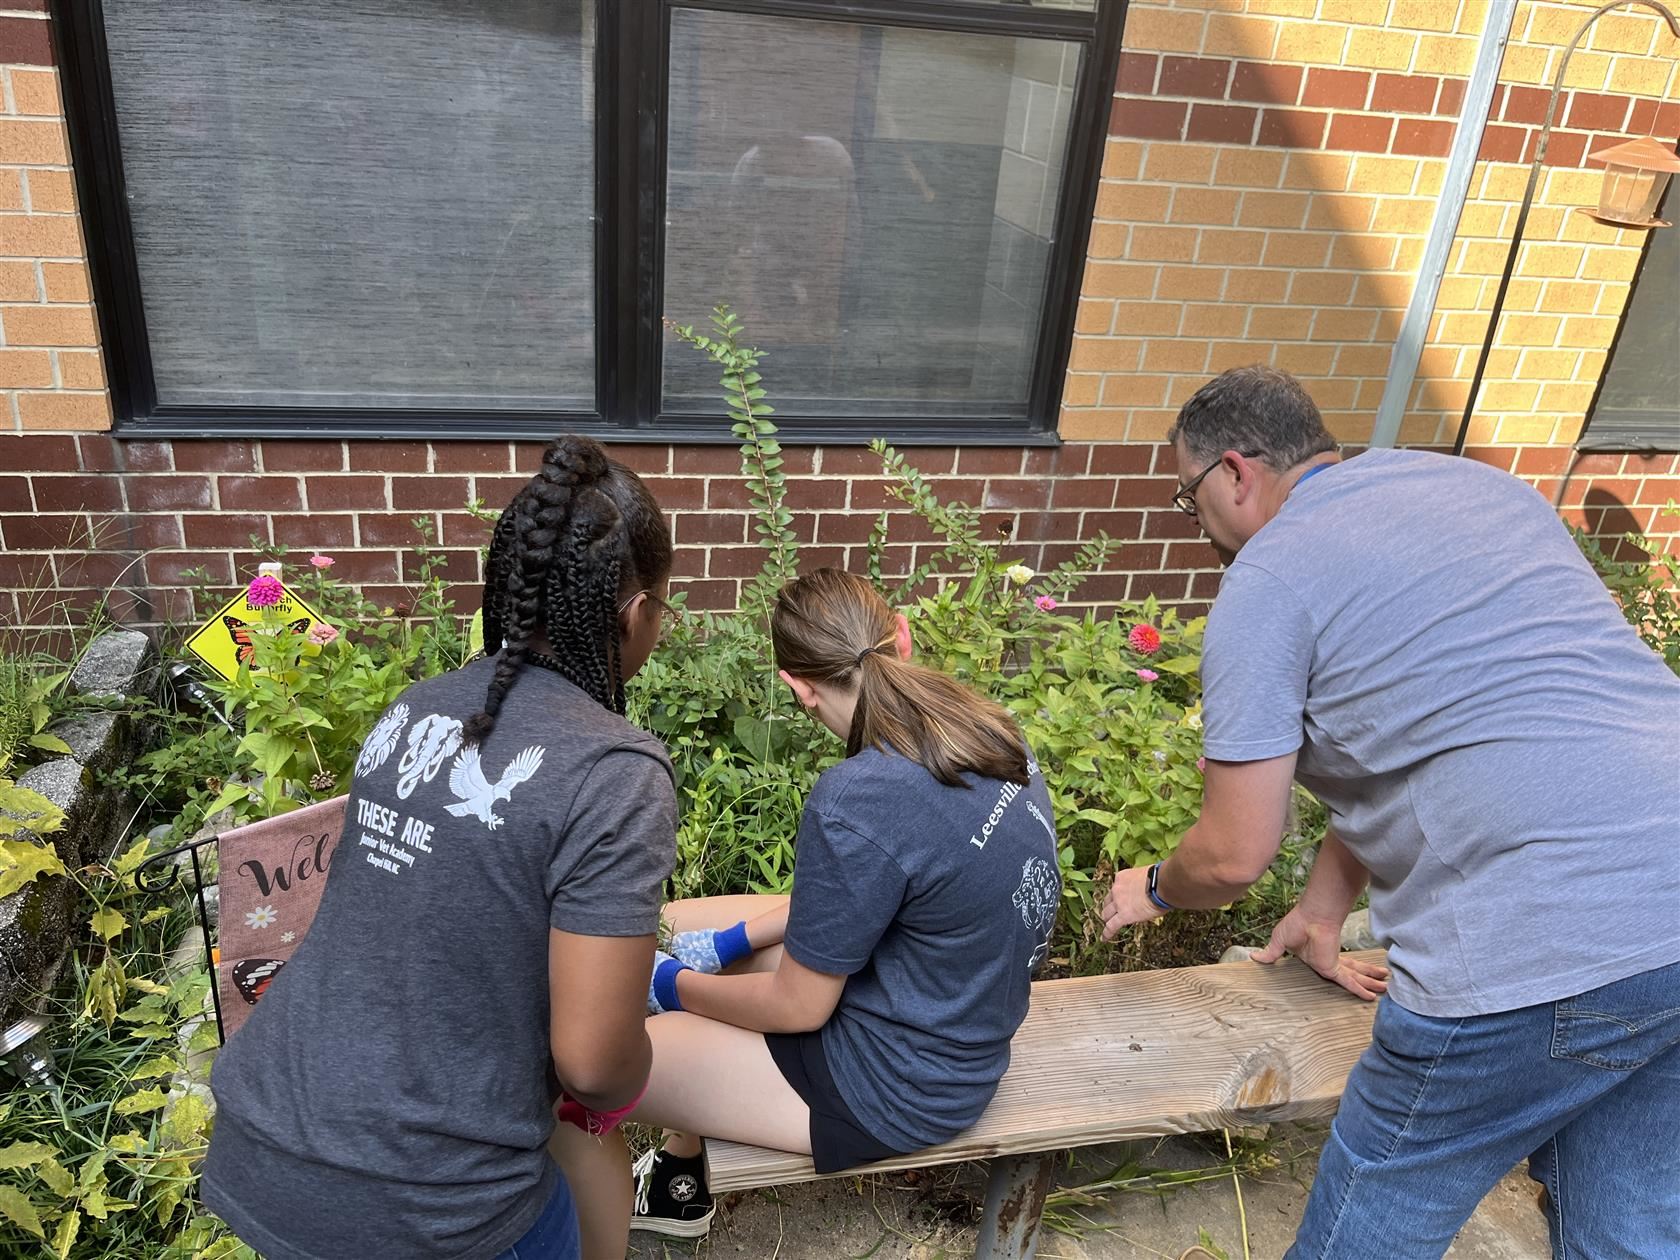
top-left (225, 615), bottom-right (311, 667)
top-left (232, 957), bottom-right (286, 1005)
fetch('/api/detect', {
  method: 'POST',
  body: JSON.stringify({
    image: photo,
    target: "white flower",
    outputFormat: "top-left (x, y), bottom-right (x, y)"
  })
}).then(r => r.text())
top-left (1004, 564), bottom-right (1035, 585)
top-left (280, 931), bottom-right (296, 944)
top-left (244, 905), bottom-right (277, 930)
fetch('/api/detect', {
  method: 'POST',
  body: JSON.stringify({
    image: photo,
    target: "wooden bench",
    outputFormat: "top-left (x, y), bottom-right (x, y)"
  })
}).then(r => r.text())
top-left (706, 952), bottom-right (1384, 1259)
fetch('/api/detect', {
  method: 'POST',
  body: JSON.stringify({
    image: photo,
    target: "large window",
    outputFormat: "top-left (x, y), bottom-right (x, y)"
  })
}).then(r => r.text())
top-left (58, 0), bottom-right (1123, 442)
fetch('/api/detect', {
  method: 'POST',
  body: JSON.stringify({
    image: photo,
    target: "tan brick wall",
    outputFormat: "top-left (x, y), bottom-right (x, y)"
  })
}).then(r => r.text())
top-left (1065, 0), bottom-right (1494, 445)
top-left (1408, 0), bottom-right (1680, 451)
top-left (1065, 0), bottom-right (1680, 558)
top-left (0, 6), bottom-right (108, 432)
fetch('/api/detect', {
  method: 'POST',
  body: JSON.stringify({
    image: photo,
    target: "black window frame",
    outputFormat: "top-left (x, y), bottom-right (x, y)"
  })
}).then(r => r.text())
top-left (53, 0), bottom-right (1128, 445)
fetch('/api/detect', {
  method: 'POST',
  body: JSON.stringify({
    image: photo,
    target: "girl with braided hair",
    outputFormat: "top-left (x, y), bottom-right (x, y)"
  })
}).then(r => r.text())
top-left (203, 436), bottom-right (677, 1260)
top-left (552, 568), bottom-right (1060, 1257)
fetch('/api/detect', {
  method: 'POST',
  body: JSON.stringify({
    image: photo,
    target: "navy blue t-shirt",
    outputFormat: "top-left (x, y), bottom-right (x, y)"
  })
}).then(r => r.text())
top-left (782, 744), bottom-right (1059, 1152)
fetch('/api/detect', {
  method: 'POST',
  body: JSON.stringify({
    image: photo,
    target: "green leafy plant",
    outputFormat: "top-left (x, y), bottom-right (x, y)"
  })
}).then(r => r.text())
top-left (666, 309), bottom-right (797, 623)
top-left (192, 540), bottom-right (475, 822)
top-left (0, 837), bottom-right (249, 1259)
top-left (0, 656), bottom-right (75, 776)
top-left (1573, 504), bottom-right (1680, 675)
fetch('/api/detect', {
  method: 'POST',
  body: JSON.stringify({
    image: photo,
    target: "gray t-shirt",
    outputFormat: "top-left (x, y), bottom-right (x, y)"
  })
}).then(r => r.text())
top-left (783, 744), bottom-right (1060, 1152)
top-left (203, 658), bottom-right (675, 1260)
top-left (1202, 448), bottom-right (1680, 1017)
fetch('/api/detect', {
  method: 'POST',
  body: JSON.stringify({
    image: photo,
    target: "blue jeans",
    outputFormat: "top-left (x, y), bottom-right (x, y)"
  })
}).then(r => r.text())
top-left (494, 1172), bottom-right (580, 1260)
top-left (1289, 960), bottom-right (1680, 1259)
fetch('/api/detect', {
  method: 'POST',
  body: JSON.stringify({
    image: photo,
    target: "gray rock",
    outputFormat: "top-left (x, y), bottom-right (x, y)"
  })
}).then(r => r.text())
top-left (2, 631), bottom-right (166, 1026)
top-left (1341, 909), bottom-right (1379, 951)
top-left (69, 629), bottom-right (157, 702)
top-left (184, 806), bottom-right (237, 850)
top-left (47, 711), bottom-right (122, 767)
top-left (13, 758), bottom-right (80, 820)
top-left (1219, 945), bottom-right (1256, 964)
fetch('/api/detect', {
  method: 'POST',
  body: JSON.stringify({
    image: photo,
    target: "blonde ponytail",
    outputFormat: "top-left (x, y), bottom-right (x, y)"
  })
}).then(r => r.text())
top-left (772, 570), bottom-right (1028, 788)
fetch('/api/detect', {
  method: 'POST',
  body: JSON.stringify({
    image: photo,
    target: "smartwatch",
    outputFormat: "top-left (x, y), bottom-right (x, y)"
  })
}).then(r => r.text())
top-left (1145, 861), bottom-right (1176, 913)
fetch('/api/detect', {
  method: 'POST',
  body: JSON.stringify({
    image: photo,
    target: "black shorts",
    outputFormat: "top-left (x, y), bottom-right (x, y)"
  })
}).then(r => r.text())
top-left (765, 1030), bottom-right (904, 1175)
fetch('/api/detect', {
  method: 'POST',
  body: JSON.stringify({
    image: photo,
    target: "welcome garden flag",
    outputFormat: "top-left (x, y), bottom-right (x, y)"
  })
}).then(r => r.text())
top-left (215, 795), bottom-right (346, 1038)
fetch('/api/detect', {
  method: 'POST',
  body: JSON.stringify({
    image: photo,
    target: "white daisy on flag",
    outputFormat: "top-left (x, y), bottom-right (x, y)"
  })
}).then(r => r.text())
top-left (244, 905), bottom-right (277, 930)
top-left (280, 931), bottom-right (296, 944)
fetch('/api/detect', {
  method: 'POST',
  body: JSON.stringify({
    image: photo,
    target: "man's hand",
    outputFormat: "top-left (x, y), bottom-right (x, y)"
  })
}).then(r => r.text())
top-left (1099, 866), bottom-right (1166, 940)
top-left (1252, 906), bottom-right (1389, 1000)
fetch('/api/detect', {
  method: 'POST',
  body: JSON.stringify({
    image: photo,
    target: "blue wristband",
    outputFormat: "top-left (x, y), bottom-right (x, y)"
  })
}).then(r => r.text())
top-left (653, 957), bottom-right (689, 1013)
top-left (1145, 862), bottom-right (1176, 913)
top-left (713, 921), bottom-right (753, 970)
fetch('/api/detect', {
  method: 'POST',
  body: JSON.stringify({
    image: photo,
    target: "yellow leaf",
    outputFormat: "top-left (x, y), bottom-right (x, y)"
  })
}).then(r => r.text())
top-left (51, 1208), bottom-right (79, 1259)
top-left (165, 1094), bottom-right (211, 1148)
top-left (129, 1057), bottom-right (178, 1082)
top-left (0, 1185), bottom-right (43, 1238)
top-left (77, 1149), bottom-right (108, 1191)
top-left (0, 1142), bottom-right (52, 1170)
top-left (113, 1087), bottom-right (169, 1116)
top-left (0, 837), bottom-right (68, 901)
top-left (36, 1157), bottom-right (72, 1198)
top-left (91, 906), bottom-right (127, 942)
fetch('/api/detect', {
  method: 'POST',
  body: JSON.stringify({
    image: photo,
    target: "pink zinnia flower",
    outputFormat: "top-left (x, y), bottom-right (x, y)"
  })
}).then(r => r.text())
top-left (309, 554), bottom-right (335, 569)
top-left (1136, 668), bottom-right (1159, 683)
top-left (307, 622), bottom-right (340, 646)
top-left (1128, 624), bottom-right (1162, 655)
top-left (246, 575), bottom-right (284, 608)
top-left (1034, 595), bottom-right (1058, 612)
top-left (1196, 757), bottom-right (1207, 773)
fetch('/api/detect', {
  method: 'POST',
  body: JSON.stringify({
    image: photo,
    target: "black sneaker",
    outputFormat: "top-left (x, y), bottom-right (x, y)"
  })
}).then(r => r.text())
top-left (629, 1147), bottom-right (714, 1239)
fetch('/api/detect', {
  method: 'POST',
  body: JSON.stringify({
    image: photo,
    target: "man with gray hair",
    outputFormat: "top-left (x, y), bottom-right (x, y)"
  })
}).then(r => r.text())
top-left (1098, 364), bottom-right (1679, 1258)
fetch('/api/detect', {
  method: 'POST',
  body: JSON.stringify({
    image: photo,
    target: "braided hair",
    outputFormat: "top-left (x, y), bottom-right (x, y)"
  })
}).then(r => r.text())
top-left (465, 436), bottom-right (672, 742)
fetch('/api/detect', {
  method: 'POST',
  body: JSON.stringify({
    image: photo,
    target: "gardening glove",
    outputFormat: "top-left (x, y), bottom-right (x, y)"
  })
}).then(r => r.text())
top-left (668, 921), bottom-right (753, 975)
top-left (648, 950), bottom-right (691, 1015)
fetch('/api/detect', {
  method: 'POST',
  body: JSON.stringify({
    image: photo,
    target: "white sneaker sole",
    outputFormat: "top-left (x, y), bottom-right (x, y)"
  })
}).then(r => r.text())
top-left (629, 1207), bottom-right (714, 1239)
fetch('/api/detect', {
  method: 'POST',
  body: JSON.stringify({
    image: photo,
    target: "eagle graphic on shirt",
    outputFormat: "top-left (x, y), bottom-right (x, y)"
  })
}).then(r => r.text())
top-left (444, 744), bottom-right (545, 830)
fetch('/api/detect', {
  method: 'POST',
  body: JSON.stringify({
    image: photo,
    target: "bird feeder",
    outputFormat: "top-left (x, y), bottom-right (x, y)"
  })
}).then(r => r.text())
top-left (1586, 136), bottom-right (1680, 229)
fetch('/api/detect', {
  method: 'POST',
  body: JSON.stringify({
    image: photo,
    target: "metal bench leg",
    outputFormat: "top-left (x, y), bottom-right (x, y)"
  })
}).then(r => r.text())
top-left (975, 1150), bottom-right (1057, 1260)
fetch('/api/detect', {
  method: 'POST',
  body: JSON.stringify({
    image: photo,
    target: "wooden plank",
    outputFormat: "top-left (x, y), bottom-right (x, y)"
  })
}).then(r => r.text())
top-left (706, 952), bottom-right (1382, 1193)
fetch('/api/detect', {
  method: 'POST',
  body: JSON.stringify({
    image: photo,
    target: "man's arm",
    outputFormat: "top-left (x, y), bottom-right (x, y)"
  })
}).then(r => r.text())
top-left (1252, 828), bottom-right (1388, 1000)
top-left (1099, 754), bottom-right (1296, 938)
top-left (1293, 827), bottom-right (1368, 923)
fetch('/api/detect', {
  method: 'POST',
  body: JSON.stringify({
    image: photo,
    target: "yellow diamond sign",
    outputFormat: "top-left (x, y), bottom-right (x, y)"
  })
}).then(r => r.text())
top-left (184, 580), bottom-right (330, 682)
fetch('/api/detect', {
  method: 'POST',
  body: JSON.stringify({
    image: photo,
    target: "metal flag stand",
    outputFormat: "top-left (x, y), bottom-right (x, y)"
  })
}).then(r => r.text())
top-left (134, 834), bottom-right (229, 1045)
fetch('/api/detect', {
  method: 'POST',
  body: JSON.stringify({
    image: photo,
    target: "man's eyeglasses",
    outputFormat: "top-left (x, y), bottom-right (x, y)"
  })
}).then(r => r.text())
top-left (617, 589), bottom-right (684, 629)
top-left (1172, 451), bottom-right (1262, 519)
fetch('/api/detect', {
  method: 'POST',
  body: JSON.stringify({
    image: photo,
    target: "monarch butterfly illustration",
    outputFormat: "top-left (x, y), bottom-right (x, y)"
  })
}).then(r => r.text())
top-left (224, 615), bottom-right (311, 666)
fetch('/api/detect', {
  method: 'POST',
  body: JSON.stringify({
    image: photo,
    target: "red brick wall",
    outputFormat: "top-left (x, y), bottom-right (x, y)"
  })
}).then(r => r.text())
top-left (3, 433), bottom-right (1674, 634)
top-left (1111, 48), bottom-right (1680, 165)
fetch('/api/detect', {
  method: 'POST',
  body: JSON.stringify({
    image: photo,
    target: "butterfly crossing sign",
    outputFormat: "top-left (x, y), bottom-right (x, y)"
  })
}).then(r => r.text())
top-left (183, 577), bottom-right (330, 682)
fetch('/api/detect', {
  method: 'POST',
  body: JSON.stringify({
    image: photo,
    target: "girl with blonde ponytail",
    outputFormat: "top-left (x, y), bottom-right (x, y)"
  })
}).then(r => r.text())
top-left (553, 568), bottom-right (1060, 1257)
